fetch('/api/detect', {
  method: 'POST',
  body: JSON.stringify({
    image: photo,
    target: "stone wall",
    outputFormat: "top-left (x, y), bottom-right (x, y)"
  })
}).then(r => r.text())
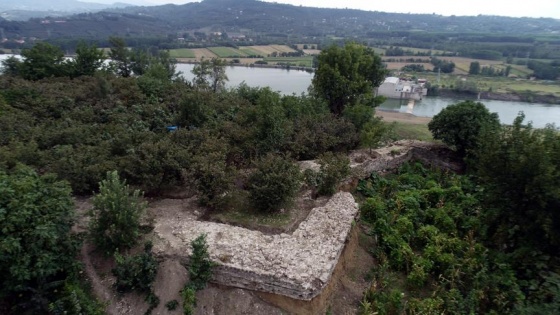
top-left (152, 141), bottom-right (460, 301)
top-left (153, 192), bottom-right (358, 301)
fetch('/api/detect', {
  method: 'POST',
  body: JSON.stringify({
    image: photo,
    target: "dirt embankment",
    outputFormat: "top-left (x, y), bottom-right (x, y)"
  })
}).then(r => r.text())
top-left (375, 110), bottom-right (432, 124)
top-left (437, 89), bottom-right (560, 104)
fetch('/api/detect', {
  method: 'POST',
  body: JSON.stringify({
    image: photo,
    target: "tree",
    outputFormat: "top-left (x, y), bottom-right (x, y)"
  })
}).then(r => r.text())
top-left (428, 101), bottom-right (500, 156)
top-left (0, 56), bottom-right (22, 76)
top-left (145, 50), bottom-right (179, 81)
top-left (0, 166), bottom-right (80, 312)
top-left (108, 37), bottom-right (132, 77)
top-left (469, 61), bottom-right (480, 75)
top-left (247, 154), bottom-right (301, 212)
top-left (71, 41), bottom-right (105, 77)
top-left (130, 47), bottom-right (150, 76)
top-left (473, 114), bottom-right (560, 253)
top-left (88, 171), bottom-right (146, 253)
top-left (191, 58), bottom-right (228, 92)
top-left (311, 42), bottom-right (387, 115)
top-left (19, 42), bottom-right (67, 80)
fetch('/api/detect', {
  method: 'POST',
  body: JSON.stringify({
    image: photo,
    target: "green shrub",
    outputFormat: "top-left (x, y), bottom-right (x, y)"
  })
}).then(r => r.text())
top-left (247, 154), bottom-right (302, 212)
top-left (49, 282), bottom-right (105, 315)
top-left (316, 152), bottom-right (350, 196)
top-left (165, 300), bottom-right (179, 311)
top-left (181, 286), bottom-right (196, 315)
top-left (89, 171), bottom-right (146, 253)
top-left (188, 234), bottom-right (215, 291)
top-left (144, 291), bottom-right (160, 315)
top-left (112, 242), bottom-right (158, 293)
top-left (407, 262), bottom-right (428, 289)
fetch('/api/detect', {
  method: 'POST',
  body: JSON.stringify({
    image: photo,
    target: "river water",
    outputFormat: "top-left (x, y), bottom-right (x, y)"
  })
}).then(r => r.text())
top-left (1, 56), bottom-right (558, 128)
top-left (177, 63), bottom-right (559, 127)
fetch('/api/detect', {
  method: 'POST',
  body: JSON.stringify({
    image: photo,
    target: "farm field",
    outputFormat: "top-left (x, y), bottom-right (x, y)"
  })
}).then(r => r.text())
top-left (438, 56), bottom-right (504, 74)
top-left (263, 56), bottom-right (314, 67)
top-left (384, 62), bottom-right (434, 71)
top-left (190, 48), bottom-right (218, 59)
top-left (417, 72), bottom-right (560, 96)
top-left (207, 46), bottom-right (249, 58)
top-left (246, 45), bottom-right (296, 56)
top-left (169, 48), bottom-right (195, 58)
top-left (239, 47), bottom-right (265, 57)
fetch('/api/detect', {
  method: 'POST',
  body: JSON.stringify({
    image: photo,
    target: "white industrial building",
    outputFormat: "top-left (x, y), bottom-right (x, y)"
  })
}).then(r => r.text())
top-left (376, 77), bottom-right (427, 100)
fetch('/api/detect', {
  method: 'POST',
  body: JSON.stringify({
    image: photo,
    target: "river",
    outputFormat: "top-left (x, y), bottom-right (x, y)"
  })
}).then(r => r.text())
top-left (1, 55), bottom-right (558, 128)
top-left (176, 64), bottom-right (559, 128)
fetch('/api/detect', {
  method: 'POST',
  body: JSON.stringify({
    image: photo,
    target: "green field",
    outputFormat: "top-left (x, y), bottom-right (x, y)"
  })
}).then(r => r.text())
top-left (169, 49), bottom-right (195, 58)
top-left (263, 56), bottom-right (314, 67)
top-left (239, 47), bottom-right (264, 57)
top-left (207, 46), bottom-right (248, 58)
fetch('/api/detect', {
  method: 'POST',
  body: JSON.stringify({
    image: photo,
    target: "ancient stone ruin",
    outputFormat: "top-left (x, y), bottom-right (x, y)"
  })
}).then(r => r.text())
top-left (152, 141), bottom-right (461, 301)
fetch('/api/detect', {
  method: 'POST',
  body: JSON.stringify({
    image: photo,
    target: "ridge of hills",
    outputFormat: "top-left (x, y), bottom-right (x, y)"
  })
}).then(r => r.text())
top-left (0, 0), bottom-right (559, 41)
top-left (0, 0), bottom-right (135, 21)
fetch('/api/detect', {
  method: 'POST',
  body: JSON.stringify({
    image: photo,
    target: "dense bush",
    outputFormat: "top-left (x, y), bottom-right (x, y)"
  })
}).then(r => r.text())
top-left (112, 242), bottom-right (159, 293)
top-left (0, 166), bottom-right (81, 313)
top-left (316, 152), bottom-right (350, 196)
top-left (247, 154), bottom-right (302, 212)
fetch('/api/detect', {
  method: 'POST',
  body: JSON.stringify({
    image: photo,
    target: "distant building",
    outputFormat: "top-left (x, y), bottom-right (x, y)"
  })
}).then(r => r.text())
top-left (376, 77), bottom-right (427, 100)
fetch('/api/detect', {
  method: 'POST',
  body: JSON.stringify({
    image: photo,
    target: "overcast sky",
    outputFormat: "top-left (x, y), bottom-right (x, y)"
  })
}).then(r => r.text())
top-left (110, 0), bottom-right (560, 19)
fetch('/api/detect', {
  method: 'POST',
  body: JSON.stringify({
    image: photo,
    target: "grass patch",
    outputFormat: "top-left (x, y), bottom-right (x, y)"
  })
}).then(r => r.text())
top-left (389, 121), bottom-right (433, 141)
top-left (207, 46), bottom-right (248, 58)
top-left (206, 189), bottom-right (292, 230)
top-left (211, 208), bottom-right (291, 229)
top-left (263, 56), bottom-right (314, 67)
top-left (169, 49), bottom-right (195, 58)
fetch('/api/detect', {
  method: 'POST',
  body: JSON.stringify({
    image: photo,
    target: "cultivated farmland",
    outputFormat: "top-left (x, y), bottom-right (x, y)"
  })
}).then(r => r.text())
top-left (207, 46), bottom-right (249, 58)
top-left (247, 45), bottom-right (296, 56)
top-left (191, 48), bottom-right (218, 59)
top-left (169, 48), bottom-right (196, 58)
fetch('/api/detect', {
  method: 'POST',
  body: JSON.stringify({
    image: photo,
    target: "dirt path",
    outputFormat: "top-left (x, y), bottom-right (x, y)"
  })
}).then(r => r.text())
top-left (80, 243), bottom-right (126, 314)
top-left (376, 110), bottom-right (432, 125)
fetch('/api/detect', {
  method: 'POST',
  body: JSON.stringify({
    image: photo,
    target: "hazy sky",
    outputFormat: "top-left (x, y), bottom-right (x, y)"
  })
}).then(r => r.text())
top-left (117, 0), bottom-right (560, 19)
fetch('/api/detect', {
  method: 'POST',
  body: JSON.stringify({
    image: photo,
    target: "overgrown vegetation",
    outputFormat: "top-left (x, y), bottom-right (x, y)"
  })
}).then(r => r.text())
top-left (359, 163), bottom-right (523, 314)
top-left (358, 103), bottom-right (560, 313)
top-left (0, 166), bottom-right (102, 314)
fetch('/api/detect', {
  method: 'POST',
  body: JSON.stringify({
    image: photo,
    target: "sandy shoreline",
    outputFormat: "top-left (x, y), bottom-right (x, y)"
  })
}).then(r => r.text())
top-left (375, 110), bottom-right (432, 124)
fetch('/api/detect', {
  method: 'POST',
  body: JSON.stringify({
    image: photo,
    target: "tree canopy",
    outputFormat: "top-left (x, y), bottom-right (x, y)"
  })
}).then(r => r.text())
top-left (0, 166), bottom-right (80, 312)
top-left (311, 42), bottom-right (387, 115)
top-left (428, 100), bottom-right (500, 156)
